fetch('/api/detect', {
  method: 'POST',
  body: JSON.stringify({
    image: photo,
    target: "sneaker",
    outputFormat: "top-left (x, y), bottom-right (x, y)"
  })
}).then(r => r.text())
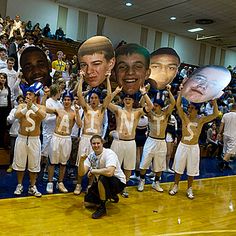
top-left (14, 184), bottom-right (23, 195)
top-left (169, 184), bottom-right (178, 196)
top-left (152, 181), bottom-right (164, 192)
top-left (43, 173), bottom-right (57, 182)
top-left (110, 194), bottom-right (119, 203)
top-left (28, 185), bottom-right (42, 197)
top-left (92, 205), bottom-right (107, 219)
top-left (146, 172), bottom-right (155, 178)
top-left (186, 187), bottom-right (194, 199)
top-left (6, 165), bottom-right (13, 173)
top-left (85, 185), bottom-right (91, 194)
top-left (56, 182), bottom-right (68, 193)
top-left (137, 179), bottom-right (145, 192)
top-left (46, 182), bottom-right (53, 194)
top-left (121, 188), bottom-right (129, 198)
top-left (130, 174), bottom-right (140, 181)
top-left (74, 184), bottom-right (82, 195)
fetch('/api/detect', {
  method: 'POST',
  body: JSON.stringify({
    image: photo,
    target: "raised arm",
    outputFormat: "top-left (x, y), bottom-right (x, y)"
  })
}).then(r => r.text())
top-left (102, 72), bottom-right (112, 110)
top-left (139, 85), bottom-right (153, 113)
top-left (165, 85), bottom-right (176, 114)
top-left (176, 91), bottom-right (185, 120)
top-left (201, 100), bottom-right (219, 123)
top-left (77, 71), bottom-right (88, 110)
top-left (74, 104), bottom-right (82, 128)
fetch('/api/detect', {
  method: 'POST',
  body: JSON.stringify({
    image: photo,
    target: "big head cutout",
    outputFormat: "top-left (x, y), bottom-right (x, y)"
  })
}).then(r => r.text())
top-left (78, 36), bottom-right (115, 88)
top-left (115, 43), bottom-right (150, 95)
top-left (182, 65), bottom-right (231, 103)
top-left (20, 47), bottom-right (51, 87)
top-left (149, 47), bottom-right (180, 89)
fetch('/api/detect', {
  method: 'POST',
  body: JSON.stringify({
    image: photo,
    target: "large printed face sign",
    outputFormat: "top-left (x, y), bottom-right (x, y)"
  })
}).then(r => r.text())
top-left (20, 47), bottom-right (51, 87)
top-left (149, 47), bottom-right (180, 89)
top-left (115, 43), bottom-right (151, 95)
top-left (78, 36), bottom-right (115, 88)
top-left (182, 65), bottom-right (231, 103)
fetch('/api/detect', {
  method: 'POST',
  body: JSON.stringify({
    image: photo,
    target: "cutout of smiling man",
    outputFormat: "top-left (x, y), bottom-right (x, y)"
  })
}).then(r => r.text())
top-left (78, 36), bottom-right (115, 88)
top-left (115, 43), bottom-right (150, 95)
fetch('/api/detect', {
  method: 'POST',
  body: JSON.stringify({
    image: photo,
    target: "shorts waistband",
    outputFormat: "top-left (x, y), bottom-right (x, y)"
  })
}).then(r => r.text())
top-left (18, 134), bottom-right (40, 140)
top-left (118, 138), bottom-right (135, 141)
top-left (180, 141), bottom-right (199, 147)
top-left (149, 136), bottom-right (165, 140)
top-left (54, 133), bottom-right (70, 138)
top-left (81, 134), bottom-right (93, 138)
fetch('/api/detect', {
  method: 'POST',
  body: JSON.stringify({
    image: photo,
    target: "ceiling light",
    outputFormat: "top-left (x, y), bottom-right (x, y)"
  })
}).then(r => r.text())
top-left (188, 27), bottom-right (204, 33)
top-left (125, 2), bottom-right (132, 7)
top-left (170, 16), bottom-right (176, 20)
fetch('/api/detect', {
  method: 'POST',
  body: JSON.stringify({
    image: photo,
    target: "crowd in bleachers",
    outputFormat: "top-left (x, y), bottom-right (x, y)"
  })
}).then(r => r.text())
top-left (0, 14), bottom-right (236, 204)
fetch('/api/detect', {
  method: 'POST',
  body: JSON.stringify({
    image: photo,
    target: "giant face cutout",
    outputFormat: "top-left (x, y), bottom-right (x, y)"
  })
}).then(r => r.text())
top-left (149, 48), bottom-right (180, 90)
top-left (182, 65), bottom-right (231, 103)
top-left (78, 36), bottom-right (115, 88)
top-left (20, 47), bottom-right (51, 87)
top-left (115, 53), bottom-right (150, 95)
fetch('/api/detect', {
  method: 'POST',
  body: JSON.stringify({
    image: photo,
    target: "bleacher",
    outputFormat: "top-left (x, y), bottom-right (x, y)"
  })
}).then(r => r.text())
top-left (41, 37), bottom-right (82, 60)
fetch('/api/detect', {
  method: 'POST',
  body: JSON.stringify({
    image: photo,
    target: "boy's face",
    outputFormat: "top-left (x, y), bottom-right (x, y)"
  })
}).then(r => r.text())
top-left (115, 53), bottom-right (150, 94)
top-left (149, 54), bottom-right (179, 89)
top-left (182, 67), bottom-right (231, 103)
top-left (79, 53), bottom-right (115, 88)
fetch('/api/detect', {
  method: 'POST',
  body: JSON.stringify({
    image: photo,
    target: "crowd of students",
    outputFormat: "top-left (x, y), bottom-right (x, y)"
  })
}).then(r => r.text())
top-left (0, 14), bottom-right (236, 219)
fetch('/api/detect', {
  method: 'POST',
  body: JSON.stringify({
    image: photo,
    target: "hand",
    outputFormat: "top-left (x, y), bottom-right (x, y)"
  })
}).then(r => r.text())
top-left (115, 86), bottom-right (122, 94)
top-left (79, 70), bottom-right (85, 81)
top-left (80, 153), bottom-right (88, 162)
top-left (26, 97), bottom-right (32, 109)
top-left (74, 104), bottom-right (80, 112)
top-left (166, 84), bottom-right (171, 91)
top-left (145, 83), bottom-right (151, 92)
top-left (105, 70), bottom-right (111, 79)
top-left (87, 168), bottom-right (93, 178)
top-left (43, 86), bottom-right (50, 97)
top-left (139, 85), bottom-right (146, 95)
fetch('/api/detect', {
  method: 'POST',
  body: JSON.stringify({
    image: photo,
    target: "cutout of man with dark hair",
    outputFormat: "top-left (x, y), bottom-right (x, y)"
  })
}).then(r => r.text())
top-left (20, 47), bottom-right (52, 87)
top-left (78, 36), bottom-right (115, 88)
top-left (149, 47), bottom-right (180, 90)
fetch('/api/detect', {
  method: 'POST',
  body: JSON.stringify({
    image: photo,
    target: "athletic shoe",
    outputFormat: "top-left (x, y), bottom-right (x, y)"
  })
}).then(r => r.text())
top-left (130, 174), bottom-right (140, 181)
top-left (165, 168), bottom-right (175, 174)
top-left (74, 184), bottom-right (82, 195)
top-left (186, 187), bottom-right (194, 199)
top-left (137, 179), bottom-right (145, 192)
top-left (169, 184), bottom-right (178, 196)
top-left (92, 205), bottom-right (107, 219)
top-left (146, 172), bottom-right (155, 178)
top-left (121, 188), bottom-right (129, 198)
top-left (56, 182), bottom-right (68, 193)
top-left (110, 194), bottom-right (119, 203)
top-left (28, 185), bottom-right (42, 197)
top-left (14, 184), bottom-right (23, 195)
top-left (46, 182), bottom-right (53, 194)
top-left (152, 181), bottom-right (164, 192)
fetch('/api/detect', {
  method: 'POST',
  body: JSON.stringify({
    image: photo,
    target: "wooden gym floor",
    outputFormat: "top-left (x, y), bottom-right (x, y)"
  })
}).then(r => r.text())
top-left (0, 175), bottom-right (235, 236)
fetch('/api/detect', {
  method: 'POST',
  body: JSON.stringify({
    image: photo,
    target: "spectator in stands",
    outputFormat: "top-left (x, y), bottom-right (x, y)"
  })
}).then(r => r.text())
top-left (8, 35), bottom-right (23, 71)
top-left (149, 47), bottom-right (180, 90)
top-left (42, 23), bottom-right (51, 38)
top-left (6, 94), bottom-right (25, 172)
top-left (55, 27), bottom-right (65, 40)
top-left (71, 54), bottom-right (78, 74)
top-left (218, 103), bottom-right (236, 170)
top-left (206, 122), bottom-right (220, 156)
top-left (182, 65), bottom-right (231, 103)
top-left (24, 36), bottom-right (35, 48)
top-left (0, 72), bottom-right (11, 149)
top-left (20, 46), bottom-right (52, 87)
top-left (78, 36), bottom-right (115, 88)
top-left (0, 34), bottom-right (8, 51)
top-left (52, 50), bottom-right (66, 72)
top-left (0, 47), bottom-right (7, 70)
top-left (25, 20), bottom-right (32, 33)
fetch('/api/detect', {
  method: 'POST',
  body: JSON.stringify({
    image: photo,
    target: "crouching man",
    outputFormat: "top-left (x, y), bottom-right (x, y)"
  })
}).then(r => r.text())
top-left (78, 134), bottom-right (126, 219)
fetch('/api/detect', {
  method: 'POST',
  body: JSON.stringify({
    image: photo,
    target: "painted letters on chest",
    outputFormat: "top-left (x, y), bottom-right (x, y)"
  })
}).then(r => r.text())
top-left (86, 110), bottom-right (98, 133)
top-left (153, 115), bottom-right (165, 135)
top-left (184, 122), bottom-right (198, 141)
top-left (58, 114), bottom-right (70, 133)
top-left (119, 111), bottom-right (134, 135)
top-left (25, 110), bottom-right (36, 132)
